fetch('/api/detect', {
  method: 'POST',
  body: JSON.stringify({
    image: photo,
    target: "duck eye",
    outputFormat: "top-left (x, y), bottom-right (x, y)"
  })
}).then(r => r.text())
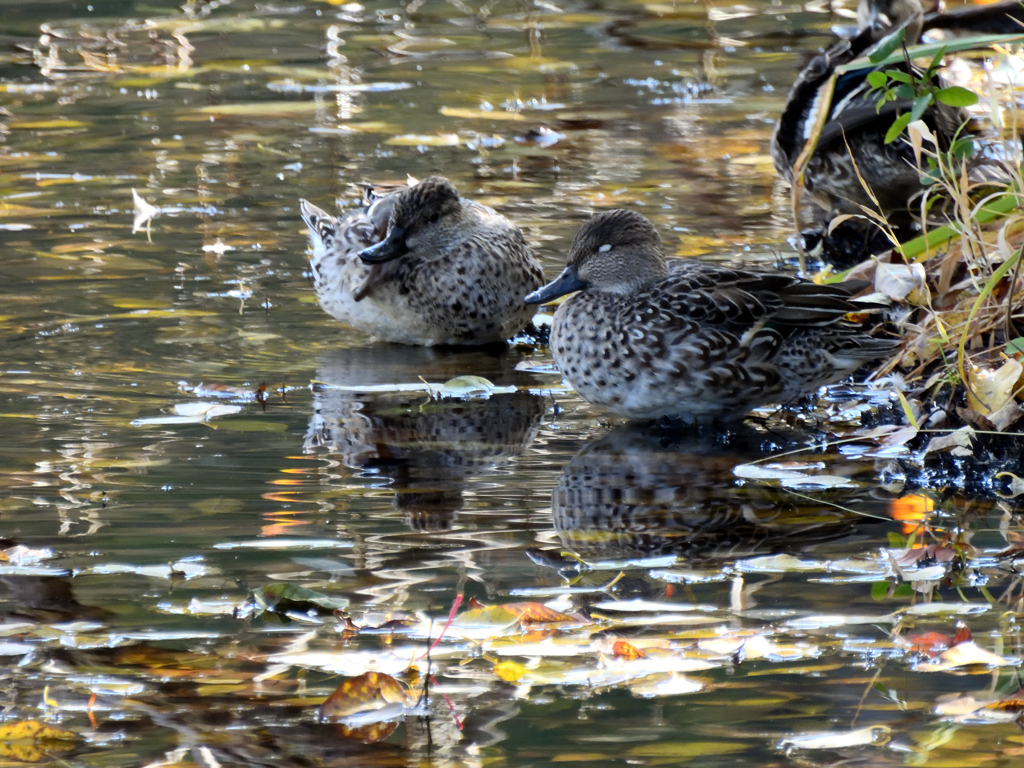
top-left (598, 244), bottom-right (612, 253)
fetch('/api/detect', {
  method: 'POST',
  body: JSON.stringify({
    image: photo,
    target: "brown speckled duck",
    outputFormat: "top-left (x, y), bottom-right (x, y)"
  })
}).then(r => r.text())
top-left (300, 177), bottom-right (544, 346)
top-left (525, 210), bottom-right (901, 420)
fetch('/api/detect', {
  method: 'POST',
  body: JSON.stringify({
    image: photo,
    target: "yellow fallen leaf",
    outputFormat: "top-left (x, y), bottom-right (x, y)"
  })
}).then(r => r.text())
top-left (199, 102), bottom-right (320, 115)
top-left (0, 720), bottom-right (79, 762)
top-left (10, 120), bottom-right (91, 129)
top-left (440, 107), bottom-right (526, 121)
top-left (385, 133), bottom-right (461, 147)
top-left (966, 358), bottom-right (1023, 416)
top-left (493, 660), bottom-right (528, 682)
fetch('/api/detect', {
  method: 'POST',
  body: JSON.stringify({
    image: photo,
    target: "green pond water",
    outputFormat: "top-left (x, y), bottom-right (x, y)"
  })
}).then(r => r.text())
top-left (2, 0), bottom-right (1024, 766)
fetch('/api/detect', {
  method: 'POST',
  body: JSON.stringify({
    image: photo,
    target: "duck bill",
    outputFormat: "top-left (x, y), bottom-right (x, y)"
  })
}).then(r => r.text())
top-left (358, 225), bottom-right (407, 264)
top-left (524, 265), bottom-right (585, 305)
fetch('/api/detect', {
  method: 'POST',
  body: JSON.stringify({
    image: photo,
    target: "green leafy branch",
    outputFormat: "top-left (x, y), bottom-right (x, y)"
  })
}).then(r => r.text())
top-left (863, 30), bottom-right (978, 144)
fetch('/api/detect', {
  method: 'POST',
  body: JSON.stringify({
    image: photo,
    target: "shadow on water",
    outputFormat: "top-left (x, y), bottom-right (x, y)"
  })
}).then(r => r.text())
top-left (305, 346), bottom-right (548, 532)
top-left (551, 422), bottom-right (865, 566)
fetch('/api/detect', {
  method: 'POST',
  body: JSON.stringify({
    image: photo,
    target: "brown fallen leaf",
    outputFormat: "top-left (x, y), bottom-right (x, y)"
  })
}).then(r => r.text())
top-left (612, 640), bottom-right (647, 660)
top-left (503, 602), bottom-right (579, 624)
top-left (319, 671), bottom-right (409, 721)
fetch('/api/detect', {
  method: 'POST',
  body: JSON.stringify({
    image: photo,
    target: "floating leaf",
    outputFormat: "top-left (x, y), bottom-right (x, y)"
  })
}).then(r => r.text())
top-left (503, 602), bottom-right (578, 624)
top-left (426, 375), bottom-right (517, 399)
top-left (628, 741), bottom-right (747, 758)
top-left (995, 471), bottom-right (1024, 499)
top-left (131, 402), bottom-right (242, 426)
top-left (735, 554), bottom-right (823, 573)
top-left (199, 101), bottom-right (321, 115)
top-left (612, 640), bottom-right (646, 660)
top-left (319, 671), bottom-right (409, 721)
top-left (451, 605), bottom-right (521, 636)
top-left (0, 720), bottom-right (79, 763)
top-left (440, 107), bottom-right (526, 121)
top-left (780, 725), bottom-right (890, 750)
top-left (966, 358), bottom-right (1023, 417)
top-left (132, 188), bottom-right (159, 234)
top-left (629, 672), bottom-right (703, 697)
top-left (917, 641), bottom-right (1018, 671)
top-left (385, 133), bottom-right (461, 147)
top-left (493, 660), bottom-right (528, 682)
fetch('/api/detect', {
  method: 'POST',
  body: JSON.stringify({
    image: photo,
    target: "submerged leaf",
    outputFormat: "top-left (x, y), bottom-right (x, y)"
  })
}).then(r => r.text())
top-left (253, 583), bottom-right (350, 615)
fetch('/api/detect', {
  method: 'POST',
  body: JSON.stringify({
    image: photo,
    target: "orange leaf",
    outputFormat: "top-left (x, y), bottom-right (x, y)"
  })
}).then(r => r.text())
top-left (953, 622), bottom-right (973, 645)
top-left (503, 602), bottom-right (576, 624)
top-left (612, 640), bottom-right (646, 660)
top-left (903, 631), bottom-right (953, 655)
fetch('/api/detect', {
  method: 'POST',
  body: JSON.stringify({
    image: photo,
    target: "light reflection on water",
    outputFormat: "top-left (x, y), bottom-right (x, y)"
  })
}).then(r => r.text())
top-left (1, 0), bottom-right (1023, 766)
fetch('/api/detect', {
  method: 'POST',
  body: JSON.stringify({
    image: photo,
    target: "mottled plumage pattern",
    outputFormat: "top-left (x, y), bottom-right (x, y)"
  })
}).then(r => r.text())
top-left (300, 177), bottom-right (544, 346)
top-left (553, 424), bottom-right (860, 561)
top-left (531, 210), bottom-right (900, 420)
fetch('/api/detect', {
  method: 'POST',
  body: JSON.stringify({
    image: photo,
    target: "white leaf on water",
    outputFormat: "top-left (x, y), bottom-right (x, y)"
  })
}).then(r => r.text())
top-left (629, 672), bottom-right (704, 697)
top-left (780, 725), bottom-right (890, 750)
top-left (315, 375), bottom-right (516, 400)
top-left (131, 402), bottom-right (242, 426)
top-left (214, 538), bottom-right (353, 550)
top-left (734, 554), bottom-right (823, 573)
top-left (784, 613), bottom-right (895, 629)
top-left (917, 640), bottom-right (1019, 671)
top-left (425, 375), bottom-right (517, 398)
top-left (589, 599), bottom-right (706, 613)
top-left (899, 602), bottom-right (989, 617)
top-left (733, 463), bottom-right (852, 488)
top-left (132, 188), bottom-right (160, 234)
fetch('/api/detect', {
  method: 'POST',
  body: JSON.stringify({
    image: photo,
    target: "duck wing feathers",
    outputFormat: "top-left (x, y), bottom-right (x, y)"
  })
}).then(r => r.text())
top-left (653, 261), bottom-right (867, 331)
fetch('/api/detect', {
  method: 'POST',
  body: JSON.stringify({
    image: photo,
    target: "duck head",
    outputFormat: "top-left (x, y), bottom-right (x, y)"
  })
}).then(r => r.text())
top-left (857, 0), bottom-right (924, 39)
top-left (358, 176), bottom-right (462, 264)
top-left (525, 209), bottom-right (669, 304)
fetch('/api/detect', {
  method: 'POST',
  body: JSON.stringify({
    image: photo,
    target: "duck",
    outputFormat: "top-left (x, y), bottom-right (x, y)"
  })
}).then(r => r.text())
top-left (524, 210), bottom-right (901, 420)
top-left (771, 0), bottom-right (973, 264)
top-left (772, 0), bottom-right (955, 217)
top-left (299, 176), bottom-right (545, 346)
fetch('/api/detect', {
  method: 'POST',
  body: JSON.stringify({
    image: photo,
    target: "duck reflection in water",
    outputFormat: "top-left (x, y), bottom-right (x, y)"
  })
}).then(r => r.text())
top-left (550, 423), bottom-right (866, 572)
top-left (304, 347), bottom-right (546, 532)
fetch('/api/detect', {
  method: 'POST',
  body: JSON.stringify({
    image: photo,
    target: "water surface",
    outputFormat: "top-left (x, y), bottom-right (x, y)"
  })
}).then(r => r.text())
top-left (2, 1), bottom-right (1023, 766)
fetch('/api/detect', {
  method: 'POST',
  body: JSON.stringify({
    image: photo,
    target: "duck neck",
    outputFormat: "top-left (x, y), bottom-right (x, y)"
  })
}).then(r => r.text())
top-left (618, 246), bottom-right (669, 294)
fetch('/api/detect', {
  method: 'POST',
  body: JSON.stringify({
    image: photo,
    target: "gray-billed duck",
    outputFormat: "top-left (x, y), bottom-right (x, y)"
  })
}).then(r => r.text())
top-left (524, 210), bottom-right (901, 420)
top-left (300, 176), bottom-right (544, 346)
